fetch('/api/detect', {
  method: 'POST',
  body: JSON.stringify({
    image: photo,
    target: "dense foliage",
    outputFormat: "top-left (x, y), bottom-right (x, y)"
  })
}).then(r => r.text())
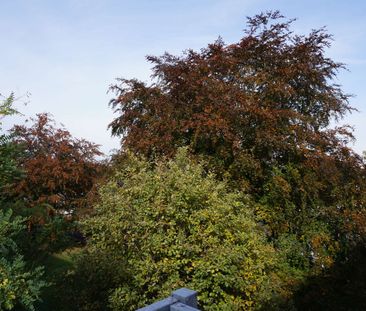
top-left (0, 94), bottom-right (23, 194)
top-left (0, 96), bottom-right (102, 310)
top-left (109, 12), bottom-right (354, 167)
top-left (5, 113), bottom-right (103, 254)
top-left (0, 95), bottom-right (47, 310)
top-left (69, 149), bottom-right (278, 310)
top-left (1, 11), bottom-right (366, 311)
top-left (0, 210), bottom-right (47, 311)
top-left (11, 113), bottom-right (102, 215)
top-left (106, 11), bottom-right (366, 309)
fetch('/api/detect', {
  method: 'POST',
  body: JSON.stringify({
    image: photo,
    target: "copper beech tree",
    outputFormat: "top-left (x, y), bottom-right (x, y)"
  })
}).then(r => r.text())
top-left (110, 11), bottom-right (353, 161)
top-left (108, 11), bottom-right (366, 295)
top-left (11, 113), bottom-right (102, 219)
top-left (109, 11), bottom-right (365, 220)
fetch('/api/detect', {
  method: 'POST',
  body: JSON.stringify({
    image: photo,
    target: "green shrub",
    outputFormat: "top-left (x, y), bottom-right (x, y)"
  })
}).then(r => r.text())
top-left (0, 209), bottom-right (47, 310)
top-left (77, 148), bottom-right (277, 310)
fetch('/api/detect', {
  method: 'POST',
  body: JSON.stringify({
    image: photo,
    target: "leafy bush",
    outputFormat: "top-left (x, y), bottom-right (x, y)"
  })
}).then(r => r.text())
top-left (0, 209), bottom-right (47, 311)
top-left (75, 148), bottom-right (277, 310)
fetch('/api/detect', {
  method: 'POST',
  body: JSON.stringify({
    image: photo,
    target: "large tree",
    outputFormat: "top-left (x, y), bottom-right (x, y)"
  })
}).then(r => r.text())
top-left (107, 12), bottom-right (366, 308)
top-left (109, 11), bottom-right (354, 164)
top-left (108, 11), bottom-right (365, 231)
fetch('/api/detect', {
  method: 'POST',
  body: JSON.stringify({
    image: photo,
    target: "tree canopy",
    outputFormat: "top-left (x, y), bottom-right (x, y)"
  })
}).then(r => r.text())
top-left (108, 13), bottom-right (366, 234)
top-left (109, 11), bottom-right (355, 167)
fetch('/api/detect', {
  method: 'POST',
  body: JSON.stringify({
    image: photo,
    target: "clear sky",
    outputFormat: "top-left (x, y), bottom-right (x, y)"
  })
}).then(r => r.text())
top-left (1, 0), bottom-right (365, 155)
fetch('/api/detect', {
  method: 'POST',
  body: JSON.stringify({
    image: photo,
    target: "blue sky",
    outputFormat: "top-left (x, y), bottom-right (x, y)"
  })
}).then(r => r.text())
top-left (1, 0), bottom-right (365, 155)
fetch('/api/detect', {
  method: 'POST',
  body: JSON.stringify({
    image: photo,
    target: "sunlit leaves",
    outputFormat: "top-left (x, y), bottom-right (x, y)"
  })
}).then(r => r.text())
top-left (82, 148), bottom-right (276, 310)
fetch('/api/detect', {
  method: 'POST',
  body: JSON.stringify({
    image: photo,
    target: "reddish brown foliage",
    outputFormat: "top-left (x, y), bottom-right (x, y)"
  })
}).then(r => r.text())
top-left (11, 113), bottom-right (103, 214)
top-left (107, 10), bottom-right (366, 255)
top-left (108, 12), bottom-right (365, 208)
top-left (110, 12), bottom-right (352, 162)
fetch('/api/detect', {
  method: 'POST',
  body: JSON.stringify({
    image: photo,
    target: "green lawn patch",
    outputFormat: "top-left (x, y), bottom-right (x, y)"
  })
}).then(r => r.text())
top-left (35, 247), bottom-right (82, 311)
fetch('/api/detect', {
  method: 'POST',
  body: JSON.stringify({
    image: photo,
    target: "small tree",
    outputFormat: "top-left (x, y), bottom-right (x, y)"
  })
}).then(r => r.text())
top-left (11, 113), bottom-right (102, 215)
